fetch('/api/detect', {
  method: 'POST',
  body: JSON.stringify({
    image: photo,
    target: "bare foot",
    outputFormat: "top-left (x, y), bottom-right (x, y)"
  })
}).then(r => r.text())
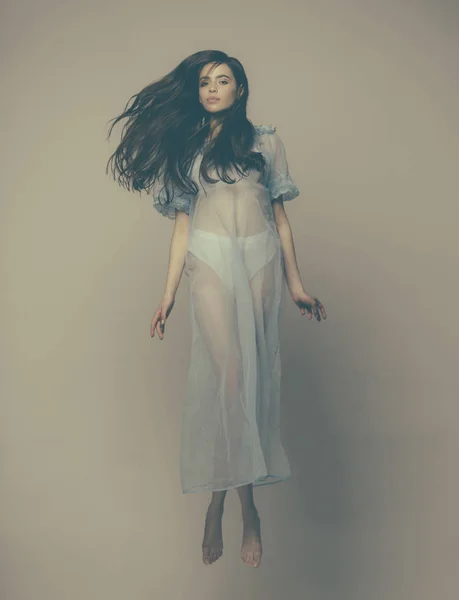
top-left (202, 502), bottom-right (224, 565)
top-left (241, 507), bottom-right (262, 567)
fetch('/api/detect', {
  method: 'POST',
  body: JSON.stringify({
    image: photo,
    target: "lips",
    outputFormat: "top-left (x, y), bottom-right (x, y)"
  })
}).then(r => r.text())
top-left (207, 97), bottom-right (220, 102)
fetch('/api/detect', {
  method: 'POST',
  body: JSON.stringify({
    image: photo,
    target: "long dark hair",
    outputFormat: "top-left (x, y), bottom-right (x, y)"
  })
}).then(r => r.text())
top-left (105, 50), bottom-right (266, 205)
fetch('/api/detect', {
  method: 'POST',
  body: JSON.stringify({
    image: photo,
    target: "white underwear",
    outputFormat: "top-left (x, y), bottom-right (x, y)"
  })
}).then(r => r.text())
top-left (187, 228), bottom-right (278, 291)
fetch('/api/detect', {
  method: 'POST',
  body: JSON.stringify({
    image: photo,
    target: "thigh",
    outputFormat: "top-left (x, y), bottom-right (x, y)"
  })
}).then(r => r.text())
top-left (187, 229), bottom-right (232, 291)
top-left (248, 244), bottom-right (278, 317)
top-left (187, 248), bottom-right (236, 376)
top-left (240, 230), bottom-right (277, 291)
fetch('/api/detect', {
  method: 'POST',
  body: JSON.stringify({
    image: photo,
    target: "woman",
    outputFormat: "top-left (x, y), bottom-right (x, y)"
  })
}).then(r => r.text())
top-left (106, 50), bottom-right (327, 568)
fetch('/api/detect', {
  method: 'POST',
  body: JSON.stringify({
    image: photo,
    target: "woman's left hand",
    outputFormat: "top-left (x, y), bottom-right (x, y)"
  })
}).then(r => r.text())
top-left (292, 290), bottom-right (327, 322)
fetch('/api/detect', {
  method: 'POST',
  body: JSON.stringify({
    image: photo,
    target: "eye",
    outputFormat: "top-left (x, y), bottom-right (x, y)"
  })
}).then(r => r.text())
top-left (200, 80), bottom-right (229, 87)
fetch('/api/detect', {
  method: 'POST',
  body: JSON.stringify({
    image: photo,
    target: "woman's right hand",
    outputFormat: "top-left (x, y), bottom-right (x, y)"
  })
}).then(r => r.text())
top-left (150, 293), bottom-right (175, 340)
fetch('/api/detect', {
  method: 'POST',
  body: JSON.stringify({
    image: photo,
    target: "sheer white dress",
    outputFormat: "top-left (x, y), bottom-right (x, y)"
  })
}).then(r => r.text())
top-left (153, 125), bottom-right (300, 493)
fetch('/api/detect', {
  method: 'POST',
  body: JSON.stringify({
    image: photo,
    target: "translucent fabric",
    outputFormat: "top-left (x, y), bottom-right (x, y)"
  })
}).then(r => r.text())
top-left (153, 125), bottom-right (300, 493)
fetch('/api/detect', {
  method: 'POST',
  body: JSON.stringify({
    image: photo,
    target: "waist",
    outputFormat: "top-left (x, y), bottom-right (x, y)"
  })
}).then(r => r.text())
top-left (190, 228), bottom-right (273, 245)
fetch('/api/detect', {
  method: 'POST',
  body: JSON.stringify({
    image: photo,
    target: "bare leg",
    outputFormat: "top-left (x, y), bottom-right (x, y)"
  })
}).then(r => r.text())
top-left (237, 484), bottom-right (262, 567)
top-left (202, 490), bottom-right (227, 565)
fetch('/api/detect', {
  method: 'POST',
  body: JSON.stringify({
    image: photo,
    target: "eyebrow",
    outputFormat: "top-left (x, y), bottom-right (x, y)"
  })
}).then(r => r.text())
top-left (199, 74), bottom-right (231, 81)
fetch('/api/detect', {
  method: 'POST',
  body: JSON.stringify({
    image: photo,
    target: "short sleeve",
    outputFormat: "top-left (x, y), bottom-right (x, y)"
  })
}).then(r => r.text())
top-left (264, 130), bottom-right (300, 202)
top-left (152, 179), bottom-right (192, 219)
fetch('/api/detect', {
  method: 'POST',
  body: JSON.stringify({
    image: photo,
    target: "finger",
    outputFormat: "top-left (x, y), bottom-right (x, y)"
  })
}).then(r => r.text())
top-left (151, 317), bottom-right (158, 337)
top-left (152, 312), bottom-right (162, 334)
top-left (151, 309), bottom-right (160, 325)
top-left (316, 298), bottom-right (326, 320)
top-left (313, 298), bottom-right (322, 321)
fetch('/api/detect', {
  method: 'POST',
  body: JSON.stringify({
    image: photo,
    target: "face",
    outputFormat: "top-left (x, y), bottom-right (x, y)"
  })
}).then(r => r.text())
top-left (198, 62), bottom-right (243, 114)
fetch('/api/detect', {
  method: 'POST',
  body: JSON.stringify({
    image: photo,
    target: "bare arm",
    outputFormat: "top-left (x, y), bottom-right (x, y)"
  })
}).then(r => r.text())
top-left (272, 198), bottom-right (305, 299)
top-left (151, 209), bottom-right (189, 339)
top-left (163, 209), bottom-right (189, 298)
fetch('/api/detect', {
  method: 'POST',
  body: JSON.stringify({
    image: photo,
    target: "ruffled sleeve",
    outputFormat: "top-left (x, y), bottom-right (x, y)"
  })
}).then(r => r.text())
top-left (262, 127), bottom-right (300, 203)
top-left (152, 179), bottom-right (193, 219)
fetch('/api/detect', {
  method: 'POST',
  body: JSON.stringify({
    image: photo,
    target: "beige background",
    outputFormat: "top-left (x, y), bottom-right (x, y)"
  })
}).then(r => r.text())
top-left (2, 0), bottom-right (458, 598)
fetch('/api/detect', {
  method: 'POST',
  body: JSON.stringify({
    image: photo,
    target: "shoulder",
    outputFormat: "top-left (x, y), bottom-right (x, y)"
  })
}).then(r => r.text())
top-left (253, 124), bottom-right (282, 157)
top-left (253, 124), bottom-right (277, 136)
top-left (253, 124), bottom-right (279, 151)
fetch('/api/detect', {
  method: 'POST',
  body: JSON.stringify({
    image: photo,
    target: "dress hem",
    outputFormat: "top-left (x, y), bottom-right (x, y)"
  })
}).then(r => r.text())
top-left (181, 473), bottom-right (291, 495)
